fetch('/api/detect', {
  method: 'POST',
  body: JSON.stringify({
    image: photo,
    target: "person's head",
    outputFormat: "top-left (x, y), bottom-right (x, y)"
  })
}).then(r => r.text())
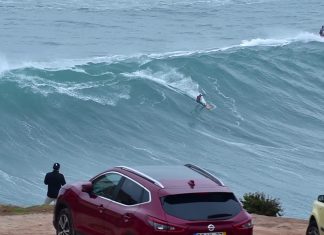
top-left (53, 163), bottom-right (60, 171)
top-left (322, 25), bottom-right (324, 29)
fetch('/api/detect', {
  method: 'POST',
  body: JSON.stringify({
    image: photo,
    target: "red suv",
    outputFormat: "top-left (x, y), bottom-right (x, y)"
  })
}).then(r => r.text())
top-left (54, 164), bottom-right (253, 235)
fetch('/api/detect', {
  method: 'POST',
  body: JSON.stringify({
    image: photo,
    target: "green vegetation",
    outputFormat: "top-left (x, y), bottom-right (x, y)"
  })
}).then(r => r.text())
top-left (0, 204), bottom-right (53, 215)
top-left (241, 192), bottom-right (283, 217)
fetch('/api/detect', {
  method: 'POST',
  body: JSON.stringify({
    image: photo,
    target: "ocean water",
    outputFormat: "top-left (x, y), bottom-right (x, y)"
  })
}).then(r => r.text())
top-left (1, 0), bottom-right (324, 219)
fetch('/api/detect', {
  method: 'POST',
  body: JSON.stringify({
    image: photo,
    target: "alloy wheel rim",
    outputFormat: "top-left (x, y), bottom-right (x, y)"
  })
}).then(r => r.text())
top-left (58, 214), bottom-right (71, 235)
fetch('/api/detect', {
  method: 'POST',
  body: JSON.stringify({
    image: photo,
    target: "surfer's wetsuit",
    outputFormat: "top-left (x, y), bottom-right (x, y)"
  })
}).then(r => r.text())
top-left (320, 26), bottom-right (324, 37)
top-left (196, 94), bottom-right (206, 106)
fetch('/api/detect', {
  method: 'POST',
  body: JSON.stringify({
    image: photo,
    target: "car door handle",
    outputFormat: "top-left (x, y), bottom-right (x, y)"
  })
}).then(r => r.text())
top-left (98, 204), bottom-right (104, 214)
top-left (123, 213), bottom-right (132, 223)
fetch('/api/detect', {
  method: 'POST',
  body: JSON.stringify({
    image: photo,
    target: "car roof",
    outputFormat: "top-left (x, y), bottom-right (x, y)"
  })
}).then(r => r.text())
top-left (114, 164), bottom-right (227, 190)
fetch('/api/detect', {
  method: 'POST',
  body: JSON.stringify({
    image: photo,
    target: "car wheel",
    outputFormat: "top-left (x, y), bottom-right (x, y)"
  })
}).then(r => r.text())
top-left (56, 208), bottom-right (75, 235)
top-left (306, 222), bottom-right (319, 235)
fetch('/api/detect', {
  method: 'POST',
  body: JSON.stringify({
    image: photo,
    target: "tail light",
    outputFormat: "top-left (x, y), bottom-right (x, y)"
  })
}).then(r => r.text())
top-left (147, 216), bottom-right (184, 232)
top-left (235, 220), bottom-right (253, 230)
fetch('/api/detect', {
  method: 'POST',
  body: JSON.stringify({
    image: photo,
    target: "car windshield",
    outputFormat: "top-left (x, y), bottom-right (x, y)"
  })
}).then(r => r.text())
top-left (161, 192), bottom-right (241, 221)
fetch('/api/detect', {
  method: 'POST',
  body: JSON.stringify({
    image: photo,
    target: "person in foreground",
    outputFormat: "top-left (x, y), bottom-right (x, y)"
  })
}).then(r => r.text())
top-left (44, 163), bottom-right (66, 205)
top-left (320, 26), bottom-right (324, 37)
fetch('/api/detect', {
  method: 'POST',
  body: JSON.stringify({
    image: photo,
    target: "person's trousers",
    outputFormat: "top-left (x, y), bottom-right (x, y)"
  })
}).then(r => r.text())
top-left (44, 196), bottom-right (56, 205)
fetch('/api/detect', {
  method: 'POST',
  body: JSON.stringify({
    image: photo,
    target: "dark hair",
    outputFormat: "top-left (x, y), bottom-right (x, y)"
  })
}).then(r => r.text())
top-left (53, 163), bottom-right (60, 170)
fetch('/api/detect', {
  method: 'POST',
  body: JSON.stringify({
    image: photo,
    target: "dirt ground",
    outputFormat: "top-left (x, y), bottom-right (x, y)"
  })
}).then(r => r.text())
top-left (0, 213), bottom-right (308, 235)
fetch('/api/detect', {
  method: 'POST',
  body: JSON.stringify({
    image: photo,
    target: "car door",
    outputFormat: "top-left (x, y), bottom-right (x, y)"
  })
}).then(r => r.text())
top-left (76, 173), bottom-right (123, 235)
top-left (103, 176), bottom-right (150, 235)
top-left (315, 198), bottom-right (324, 235)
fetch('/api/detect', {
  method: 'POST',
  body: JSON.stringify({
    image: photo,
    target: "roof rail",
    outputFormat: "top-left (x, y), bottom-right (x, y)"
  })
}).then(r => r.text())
top-left (117, 166), bottom-right (164, 188)
top-left (184, 164), bottom-right (224, 186)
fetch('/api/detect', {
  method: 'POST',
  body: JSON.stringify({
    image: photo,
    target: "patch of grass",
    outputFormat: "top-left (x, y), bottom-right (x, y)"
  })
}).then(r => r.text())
top-left (0, 204), bottom-right (53, 215)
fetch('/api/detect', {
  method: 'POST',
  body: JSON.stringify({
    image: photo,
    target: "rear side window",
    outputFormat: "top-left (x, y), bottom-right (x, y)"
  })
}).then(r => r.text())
top-left (115, 178), bottom-right (149, 205)
top-left (92, 173), bottom-right (122, 199)
top-left (161, 193), bottom-right (241, 221)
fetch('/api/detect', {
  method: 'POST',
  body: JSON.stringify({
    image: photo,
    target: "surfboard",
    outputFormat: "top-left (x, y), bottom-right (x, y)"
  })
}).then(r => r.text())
top-left (205, 103), bottom-right (215, 110)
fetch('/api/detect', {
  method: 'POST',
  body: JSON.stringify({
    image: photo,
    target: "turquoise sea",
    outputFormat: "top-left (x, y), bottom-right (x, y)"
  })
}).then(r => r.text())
top-left (0, 0), bottom-right (324, 219)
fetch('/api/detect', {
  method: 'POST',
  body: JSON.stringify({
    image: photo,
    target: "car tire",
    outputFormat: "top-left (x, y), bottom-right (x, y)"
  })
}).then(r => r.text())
top-left (56, 208), bottom-right (75, 235)
top-left (306, 221), bottom-right (319, 235)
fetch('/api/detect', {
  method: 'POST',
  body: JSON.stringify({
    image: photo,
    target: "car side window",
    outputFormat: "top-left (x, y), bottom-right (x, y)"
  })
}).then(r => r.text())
top-left (115, 178), bottom-right (149, 205)
top-left (92, 173), bottom-right (122, 200)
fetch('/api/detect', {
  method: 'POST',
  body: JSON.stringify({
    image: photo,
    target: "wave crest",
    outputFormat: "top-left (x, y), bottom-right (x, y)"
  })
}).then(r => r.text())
top-left (240, 32), bottom-right (324, 47)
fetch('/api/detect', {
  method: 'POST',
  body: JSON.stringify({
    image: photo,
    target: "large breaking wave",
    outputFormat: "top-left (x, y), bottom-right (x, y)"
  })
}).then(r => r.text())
top-left (1, 33), bottom-right (324, 218)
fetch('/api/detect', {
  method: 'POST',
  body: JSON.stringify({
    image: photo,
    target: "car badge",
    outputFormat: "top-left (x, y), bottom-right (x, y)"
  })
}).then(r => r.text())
top-left (207, 224), bottom-right (215, 231)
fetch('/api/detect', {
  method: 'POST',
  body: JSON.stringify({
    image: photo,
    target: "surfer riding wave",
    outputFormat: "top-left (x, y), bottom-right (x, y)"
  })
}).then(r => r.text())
top-left (195, 93), bottom-right (215, 110)
top-left (196, 93), bottom-right (207, 107)
top-left (320, 25), bottom-right (324, 37)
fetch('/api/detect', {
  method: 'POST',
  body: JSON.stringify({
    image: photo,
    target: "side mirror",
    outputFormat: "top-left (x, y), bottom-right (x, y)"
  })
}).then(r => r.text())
top-left (318, 195), bottom-right (324, 203)
top-left (82, 182), bottom-right (93, 193)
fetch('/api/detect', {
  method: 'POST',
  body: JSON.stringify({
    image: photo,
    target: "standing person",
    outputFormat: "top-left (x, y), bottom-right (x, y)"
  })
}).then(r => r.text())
top-left (320, 26), bottom-right (324, 37)
top-left (44, 163), bottom-right (66, 205)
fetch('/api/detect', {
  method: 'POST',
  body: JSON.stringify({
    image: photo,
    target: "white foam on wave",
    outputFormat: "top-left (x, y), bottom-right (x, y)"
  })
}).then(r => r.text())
top-left (149, 32), bottom-right (324, 59)
top-left (1, 32), bottom-right (322, 75)
top-left (122, 67), bottom-right (200, 99)
top-left (0, 54), bottom-right (9, 75)
top-left (0, 169), bottom-right (45, 199)
top-left (132, 32), bottom-right (324, 61)
top-left (3, 54), bottom-right (152, 76)
top-left (6, 74), bottom-right (130, 106)
top-left (239, 32), bottom-right (324, 47)
top-left (212, 79), bottom-right (244, 125)
top-left (18, 55), bottom-right (129, 71)
top-left (130, 145), bottom-right (167, 163)
top-left (0, 169), bottom-right (16, 184)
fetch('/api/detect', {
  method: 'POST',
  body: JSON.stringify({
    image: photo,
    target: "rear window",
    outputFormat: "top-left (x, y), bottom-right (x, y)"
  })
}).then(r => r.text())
top-left (161, 193), bottom-right (241, 221)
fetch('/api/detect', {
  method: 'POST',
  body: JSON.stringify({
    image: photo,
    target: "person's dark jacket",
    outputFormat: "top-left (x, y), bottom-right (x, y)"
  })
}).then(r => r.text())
top-left (44, 170), bottom-right (66, 198)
